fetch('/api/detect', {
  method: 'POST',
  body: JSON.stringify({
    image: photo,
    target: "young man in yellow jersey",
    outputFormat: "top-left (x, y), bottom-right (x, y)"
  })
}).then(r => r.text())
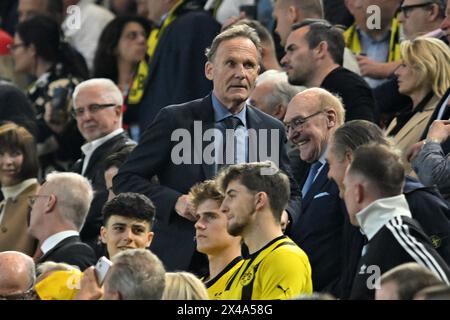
top-left (189, 180), bottom-right (243, 299)
top-left (217, 161), bottom-right (313, 300)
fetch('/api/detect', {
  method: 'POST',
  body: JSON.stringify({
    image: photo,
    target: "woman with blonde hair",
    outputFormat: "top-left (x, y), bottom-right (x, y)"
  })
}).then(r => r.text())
top-left (0, 122), bottom-right (39, 255)
top-left (386, 37), bottom-right (450, 173)
top-left (162, 272), bottom-right (209, 300)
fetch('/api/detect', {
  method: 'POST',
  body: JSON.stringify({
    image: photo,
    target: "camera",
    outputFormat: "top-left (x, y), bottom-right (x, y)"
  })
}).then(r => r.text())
top-left (95, 256), bottom-right (113, 286)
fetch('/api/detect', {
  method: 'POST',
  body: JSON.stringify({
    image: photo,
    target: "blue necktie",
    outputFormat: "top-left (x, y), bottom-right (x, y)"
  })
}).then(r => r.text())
top-left (302, 161), bottom-right (321, 198)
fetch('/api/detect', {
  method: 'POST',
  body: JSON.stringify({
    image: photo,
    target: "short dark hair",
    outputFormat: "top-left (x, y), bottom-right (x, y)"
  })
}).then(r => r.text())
top-left (103, 145), bottom-right (136, 171)
top-left (380, 262), bottom-right (444, 300)
top-left (0, 122), bottom-right (38, 181)
top-left (292, 19), bottom-right (344, 65)
top-left (332, 120), bottom-right (391, 162)
top-left (349, 144), bottom-right (405, 197)
top-left (189, 180), bottom-right (224, 212)
top-left (102, 193), bottom-right (156, 228)
top-left (217, 161), bottom-right (290, 220)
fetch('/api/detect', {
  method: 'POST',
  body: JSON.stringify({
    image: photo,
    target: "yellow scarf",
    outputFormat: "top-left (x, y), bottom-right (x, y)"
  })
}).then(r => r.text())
top-left (128, 1), bottom-right (184, 104)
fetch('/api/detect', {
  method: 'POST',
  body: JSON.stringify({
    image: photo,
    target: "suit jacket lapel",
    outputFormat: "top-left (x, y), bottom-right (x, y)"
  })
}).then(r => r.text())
top-left (191, 95), bottom-right (216, 180)
top-left (246, 106), bottom-right (265, 162)
top-left (302, 164), bottom-right (330, 211)
top-left (83, 132), bottom-right (127, 177)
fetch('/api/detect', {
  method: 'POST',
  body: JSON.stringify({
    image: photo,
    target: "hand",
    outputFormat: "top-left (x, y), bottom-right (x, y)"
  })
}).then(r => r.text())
top-left (175, 195), bottom-right (197, 222)
top-left (73, 267), bottom-right (103, 300)
top-left (356, 56), bottom-right (399, 79)
top-left (427, 120), bottom-right (450, 144)
top-left (280, 210), bottom-right (290, 233)
top-left (406, 140), bottom-right (424, 162)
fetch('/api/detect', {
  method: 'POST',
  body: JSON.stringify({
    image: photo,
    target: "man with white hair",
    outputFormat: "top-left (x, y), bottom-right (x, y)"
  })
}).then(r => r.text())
top-left (71, 78), bottom-right (136, 251)
top-left (0, 251), bottom-right (36, 300)
top-left (28, 172), bottom-right (96, 271)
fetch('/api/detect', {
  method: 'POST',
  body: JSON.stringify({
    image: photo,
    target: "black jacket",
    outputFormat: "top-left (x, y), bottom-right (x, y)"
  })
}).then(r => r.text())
top-left (38, 235), bottom-right (96, 271)
top-left (350, 216), bottom-right (450, 300)
top-left (72, 131), bottom-right (136, 243)
top-left (114, 94), bottom-right (301, 274)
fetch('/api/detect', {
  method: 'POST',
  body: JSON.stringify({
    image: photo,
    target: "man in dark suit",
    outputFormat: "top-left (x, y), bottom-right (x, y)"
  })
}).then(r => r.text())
top-left (28, 172), bottom-right (96, 271)
top-left (114, 24), bottom-right (301, 275)
top-left (71, 79), bottom-right (136, 249)
top-left (284, 87), bottom-right (347, 291)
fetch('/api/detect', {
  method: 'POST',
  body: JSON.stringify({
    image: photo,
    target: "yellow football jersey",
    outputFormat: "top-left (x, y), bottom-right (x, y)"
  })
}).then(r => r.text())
top-left (219, 236), bottom-right (313, 300)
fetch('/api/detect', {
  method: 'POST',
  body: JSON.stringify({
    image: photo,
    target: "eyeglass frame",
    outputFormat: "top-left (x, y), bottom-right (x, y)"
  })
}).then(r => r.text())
top-left (7, 42), bottom-right (27, 52)
top-left (27, 194), bottom-right (52, 207)
top-left (71, 103), bottom-right (118, 118)
top-left (284, 110), bottom-right (324, 134)
top-left (0, 286), bottom-right (37, 300)
top-left (399, 2), bottom-right (434, 18)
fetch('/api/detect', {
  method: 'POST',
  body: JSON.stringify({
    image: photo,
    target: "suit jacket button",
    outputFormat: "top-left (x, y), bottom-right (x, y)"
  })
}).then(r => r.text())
top-left (1, 227), bottom-right (7, 233)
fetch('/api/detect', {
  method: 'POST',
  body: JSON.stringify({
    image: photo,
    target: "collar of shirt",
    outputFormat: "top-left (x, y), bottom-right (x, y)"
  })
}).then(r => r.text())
top-left (1, 178), bottom-right (38, 199)
top-left (81, 128), bottom-right (124, 175)
top-left (424, 28), bottom-right (444, 39)
top-left (212, 94), bottom-right (247, 127)
top-left (357, 27), bottom-right (391, 44)
top-left (41, 230), bottom-right (80, 255)
top-left (313, 149), bottom-right (328, 178)
top-left (356, 194), bottom-right (412, 241)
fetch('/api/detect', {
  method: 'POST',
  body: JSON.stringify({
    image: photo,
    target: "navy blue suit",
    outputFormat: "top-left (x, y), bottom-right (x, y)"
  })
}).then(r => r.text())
top-left (114, 94), bottom-right (301, 274)
top-left (289, 162), bottom-right (345, 292)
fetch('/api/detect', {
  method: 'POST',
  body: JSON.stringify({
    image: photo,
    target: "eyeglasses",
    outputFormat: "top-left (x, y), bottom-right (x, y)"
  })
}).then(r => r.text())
top-left (7, 43), bottom-right (26, 52)
top-left (27, 195), bottom-right (52, 207)
top-left (0, 288), bottom-right (37, 300)
top-left (399, 2), bottom-right (433, 18)
top-left (71, 103), bottom-right (117, 118)
top-left (284, 111), bottom-right (323, 134)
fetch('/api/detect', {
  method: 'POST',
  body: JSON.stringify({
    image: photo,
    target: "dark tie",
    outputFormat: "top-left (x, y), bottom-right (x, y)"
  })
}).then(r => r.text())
top-left (301, 161), bottom-right (321, 198)
top-left (223, 116), bottom-right (241, 130)
top-left (220, 116), bottom-right (242, 168)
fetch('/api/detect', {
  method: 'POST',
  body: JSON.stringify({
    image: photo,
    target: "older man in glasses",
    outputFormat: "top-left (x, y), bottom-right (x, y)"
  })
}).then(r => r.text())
top-left (71, 78), bottom-right (136, 254)
top-left (283, 87), bottom-right (347, 293)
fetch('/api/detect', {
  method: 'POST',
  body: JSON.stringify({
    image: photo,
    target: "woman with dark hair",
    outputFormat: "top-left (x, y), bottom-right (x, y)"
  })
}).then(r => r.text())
top-left (0, 122), bottom-right (39, 255)
top-left (93, 15), bottom-right (151, 139)
top-left (11, 15), bottom-right (88, 176)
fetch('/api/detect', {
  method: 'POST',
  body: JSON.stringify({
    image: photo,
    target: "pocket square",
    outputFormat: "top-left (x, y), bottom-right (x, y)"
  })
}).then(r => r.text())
top-left (313, 192), bottom-right (330, 199)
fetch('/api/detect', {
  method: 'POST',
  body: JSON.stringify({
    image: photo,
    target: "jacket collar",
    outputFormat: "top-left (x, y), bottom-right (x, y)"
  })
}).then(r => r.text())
top-left (356, 194), bottom-right (412, 240)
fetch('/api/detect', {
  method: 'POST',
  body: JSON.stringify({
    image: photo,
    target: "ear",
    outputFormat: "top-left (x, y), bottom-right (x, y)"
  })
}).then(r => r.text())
top-left (273, 104), bottom-right (285, 119)
top-left (146, 231), bottom-right (154, 247)
top-left (428, 3), bottom-right (440, 21)
top-left (325, 108), bottom-right (338, 128)
top-left (100, 226), bottom-right (107, 244)
top-left (28, 43), bottom-right (37, 56)
top-left (288, 6), bottom-right (298, 23)
top-left (355, 183), bottom-right (364, 205)
top-left (254, 192), bottom-right (268, 212)
top-left (314, 41), bottom-right (329, 59)
top-left (205, 61), bottom-right (214, 81)
top-left (45, 194), bottom-right (57, 213)
top-left (344, 150), bottom-right (353, 164)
